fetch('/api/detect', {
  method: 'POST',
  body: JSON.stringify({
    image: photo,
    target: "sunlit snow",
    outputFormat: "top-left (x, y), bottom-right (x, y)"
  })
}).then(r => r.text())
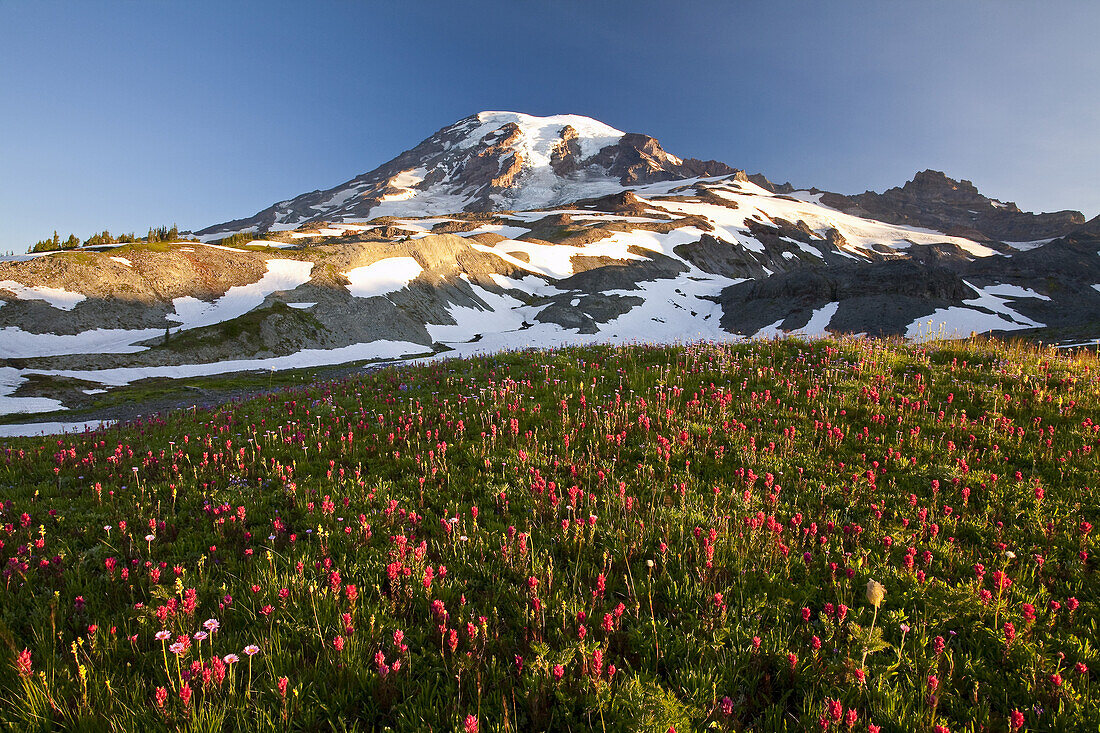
top-left (169, 259), bottom-right (314, 330)
top-left (343, 257), bottom-right (423, 298)
top-left (0, 280), bottom-right (87, 310)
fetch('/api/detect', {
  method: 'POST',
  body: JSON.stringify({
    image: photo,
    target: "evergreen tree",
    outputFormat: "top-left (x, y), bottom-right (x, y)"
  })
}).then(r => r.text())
top-left (86, 230), bottom-right (116, 247)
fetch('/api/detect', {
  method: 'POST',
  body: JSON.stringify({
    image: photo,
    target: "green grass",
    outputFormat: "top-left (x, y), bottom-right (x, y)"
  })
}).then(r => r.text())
top-left (153, 302), bottom-right (323, 354)
top-left (0, 336), bottom-right (1096, 731)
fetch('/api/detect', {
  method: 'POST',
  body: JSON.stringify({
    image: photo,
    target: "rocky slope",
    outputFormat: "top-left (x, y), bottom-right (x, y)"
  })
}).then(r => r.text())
top-left (818, 169), bottom-right (1085, 243)
top-left (2, 112), bottom-right (1098, 422)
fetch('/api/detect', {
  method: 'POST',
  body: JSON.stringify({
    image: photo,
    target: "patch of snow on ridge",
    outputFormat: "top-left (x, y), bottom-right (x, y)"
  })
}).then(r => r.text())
top-left (906, 284), bottom-right (1045, 341)
top-left (426, 281), bottom-right (528, 344)
top-left (0, 327), bottom-right (163, 359)
top-left (597, 278), bottom-right (735, 343)
top-left (906, 308), bottom-right (1035, 340)
top-left (344, 257), bottom-right (423, 299)
top-left (0, 420), bottom-right (117, 437)
top-left (0, 280), bottom-right (86, 310)
top-left (169, 259), bottom-right (314, 330)
top-left (752, 319), bottom-right (786, 340)
top-left (391, 167), bottom-right (427, 189)
top-left (462, 223), bottom-right (530, 239)
top-left (1004, 238), bottom-right (1055, 251)
top-left (0, 367), bottom-right (65, 416)
top-left (794, 302), bottom-right (840, 337)
top-left (980, 284), bottom-right (1050, 301)
top-left (962, 283), bottom-right (1046, 325)
top-left (25, 341), bottom-right (431, 389)
top-left (109, 257), bottom-right (132, 267)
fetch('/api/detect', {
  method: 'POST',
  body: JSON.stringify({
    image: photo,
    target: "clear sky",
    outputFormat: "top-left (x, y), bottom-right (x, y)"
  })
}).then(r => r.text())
top-left (1, 1), bottom-right (1097, 251)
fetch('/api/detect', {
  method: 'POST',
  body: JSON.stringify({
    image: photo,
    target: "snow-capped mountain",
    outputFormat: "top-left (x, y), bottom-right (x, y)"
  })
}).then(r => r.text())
top-left (2, 112), bottom-right (1099, 424)
top-left (197, 112), bottom-right (737, 237)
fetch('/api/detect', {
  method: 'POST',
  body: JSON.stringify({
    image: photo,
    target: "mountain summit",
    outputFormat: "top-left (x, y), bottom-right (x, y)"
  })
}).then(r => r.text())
top-left (198, 112), bottom-right (736, 237)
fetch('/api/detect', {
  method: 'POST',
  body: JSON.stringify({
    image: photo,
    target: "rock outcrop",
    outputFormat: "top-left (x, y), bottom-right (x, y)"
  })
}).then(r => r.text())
top-left (820, 170), bottom-right (1085, 242)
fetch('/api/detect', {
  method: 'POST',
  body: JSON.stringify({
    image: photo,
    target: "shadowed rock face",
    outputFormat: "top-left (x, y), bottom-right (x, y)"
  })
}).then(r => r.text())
top-left (458, 123), bottom-right (528, 196)
top-left (819, 170), bottom-right (1085, 243)
top-left (717, 261), bottom-right (979, 337)
top-left (549, 125), bottom-right (583, 176)
top-left (733, 261), bottom-right (974, 305)
top-left (583, 133), bottom-right (736, 185)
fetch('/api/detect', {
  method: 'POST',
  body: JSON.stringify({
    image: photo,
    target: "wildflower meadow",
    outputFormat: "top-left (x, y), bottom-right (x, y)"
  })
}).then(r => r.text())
top-left (0, 337), bottom-right (1096, 731)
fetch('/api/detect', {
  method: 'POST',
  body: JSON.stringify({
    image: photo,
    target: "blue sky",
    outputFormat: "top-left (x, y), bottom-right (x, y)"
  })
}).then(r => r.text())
top-left (1, 1), bottom-right (1097, 251)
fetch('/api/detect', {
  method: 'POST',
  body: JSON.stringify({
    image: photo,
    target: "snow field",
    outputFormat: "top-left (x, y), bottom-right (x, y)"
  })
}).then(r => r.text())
top-left (169, 259), bottom-right (314, 330)
top-left (0, 280), bottom-right (86, 310)
top-left (343, 257), bottom-right (423, 298)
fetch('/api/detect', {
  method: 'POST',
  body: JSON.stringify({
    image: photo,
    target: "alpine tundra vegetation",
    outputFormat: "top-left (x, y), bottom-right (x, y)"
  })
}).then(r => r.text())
top-left (1, 337), bottom-right (1097, 731)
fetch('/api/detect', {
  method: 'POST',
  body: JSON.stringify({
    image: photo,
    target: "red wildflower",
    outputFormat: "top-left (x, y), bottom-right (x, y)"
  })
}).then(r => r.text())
top-left (179, 681), bottom-right (192, 707)
top-left (16, 648), bottom-right (32, 678)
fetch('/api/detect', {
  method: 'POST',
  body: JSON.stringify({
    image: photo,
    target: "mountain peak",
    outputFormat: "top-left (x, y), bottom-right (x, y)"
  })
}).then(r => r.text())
top-left (905, 169), bottom-right (982, 198)
top-left (198, 112), bottom-right (734, 237)
top-left (816, 169), bottom-right (1087, 242)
